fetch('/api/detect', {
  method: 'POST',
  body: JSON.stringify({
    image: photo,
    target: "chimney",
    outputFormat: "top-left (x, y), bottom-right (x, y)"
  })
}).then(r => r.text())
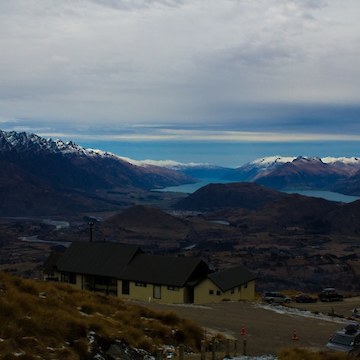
top-left (89, 222), bottom-right (94, 242)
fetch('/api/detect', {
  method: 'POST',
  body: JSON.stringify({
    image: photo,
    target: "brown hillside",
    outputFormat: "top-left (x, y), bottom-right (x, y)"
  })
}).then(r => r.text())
top-left (325, 199), bottom-right (360, 234)
top-left (204, 193), bottom-right (340, 233)
top-left (98, 205), bottom-right (190, 241)
top-left (174, 182), bottom-right (285, 211)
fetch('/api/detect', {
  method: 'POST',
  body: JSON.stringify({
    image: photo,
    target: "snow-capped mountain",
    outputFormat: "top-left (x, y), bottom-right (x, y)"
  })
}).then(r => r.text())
top-left (0, 129), bottom-right (194, 215)
top-left (116, 157), bottom-right (233, 179)
top-left (223, 155), bottom-right (360, 193)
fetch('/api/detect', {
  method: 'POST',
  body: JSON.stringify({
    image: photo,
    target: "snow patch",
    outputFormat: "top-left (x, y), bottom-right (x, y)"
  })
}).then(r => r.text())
top-left (254, 303), bottom-right (349, 324)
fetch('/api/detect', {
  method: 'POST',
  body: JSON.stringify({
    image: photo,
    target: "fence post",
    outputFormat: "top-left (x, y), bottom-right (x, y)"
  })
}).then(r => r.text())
top-left (179, 344), bottom-right (184, 360)
top-left (157, 348), bottom-right (163, 360)
top-left (211, 338), bottom-right (216, 360)
top-left (242, 339), bottom-right (247, 356)
top-left (225, 339), bottom-right (230, 358)
top-left (201, 339), bottom-right (206, 360)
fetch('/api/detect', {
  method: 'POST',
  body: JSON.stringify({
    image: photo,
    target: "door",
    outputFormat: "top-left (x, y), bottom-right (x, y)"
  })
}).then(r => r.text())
top-left (153, 285), bottom-right (161, 299)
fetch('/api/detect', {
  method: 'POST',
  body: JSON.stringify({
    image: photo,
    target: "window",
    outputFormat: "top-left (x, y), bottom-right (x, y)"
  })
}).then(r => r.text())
top-left (216, 290), bottom-right (221, 296)
top-left (135, 282), bottom-right (147, 287)
top-left (122, 280), bottom-right (130, 295)
top-left (167, 286), bottom-right (180, 291)
top-left (209, 290), bottom-right (214, 295)
top-left (244, 283), bottom-right (248, 289)
top-left (61, 272), bottom-right (76, 284)
top-left (231, 288), bottom-right (235, 294)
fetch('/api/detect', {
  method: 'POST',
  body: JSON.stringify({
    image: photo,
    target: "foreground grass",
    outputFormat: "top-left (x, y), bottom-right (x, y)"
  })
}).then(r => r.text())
top-left (0, 272), bottom-right (351, 360)
top-left (278, 347), bottom-right (350, 360)
top-left (0, 272), bottom-right (202, 359)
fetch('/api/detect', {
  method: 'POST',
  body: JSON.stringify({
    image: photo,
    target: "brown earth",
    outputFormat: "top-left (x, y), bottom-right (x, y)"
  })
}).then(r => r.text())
top-left (142, 298), bottom-right (360, 356)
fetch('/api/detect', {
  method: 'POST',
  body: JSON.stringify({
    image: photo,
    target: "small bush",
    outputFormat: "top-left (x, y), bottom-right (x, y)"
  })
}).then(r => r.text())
top-left (278, 347), bottom-right (349, 360)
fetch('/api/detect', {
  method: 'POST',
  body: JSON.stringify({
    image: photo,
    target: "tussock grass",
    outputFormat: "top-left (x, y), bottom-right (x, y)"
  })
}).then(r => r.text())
top-left (0, 272), bottom-right (203, 358)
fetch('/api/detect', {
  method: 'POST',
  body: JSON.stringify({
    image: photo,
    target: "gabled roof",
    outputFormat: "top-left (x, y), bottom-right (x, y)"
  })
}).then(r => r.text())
top-left (122, 254), bottom-right (208, 287)
top-left (208, 265), bottom-right (256, 292)
top-left (56, 242), bottom-right (141, 278)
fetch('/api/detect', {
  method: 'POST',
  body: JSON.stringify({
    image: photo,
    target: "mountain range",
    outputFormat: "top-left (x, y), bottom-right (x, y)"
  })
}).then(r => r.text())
top-left (0, 130), bottom-right (193, 215)
top-left (2, 129), bottom-right (360, 216)
top-left (224, 155), bottom-right (360, 195)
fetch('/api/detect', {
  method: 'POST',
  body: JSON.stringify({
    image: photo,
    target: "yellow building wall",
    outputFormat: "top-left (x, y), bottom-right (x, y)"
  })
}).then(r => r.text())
top-left (117, 280), bottom-right (186, 303)
top-left (194, 278), bottom-right (255, 304)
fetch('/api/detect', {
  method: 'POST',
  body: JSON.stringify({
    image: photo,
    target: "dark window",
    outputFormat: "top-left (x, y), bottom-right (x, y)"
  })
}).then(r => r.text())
top-left (122, 280), bottom-right (130, 295)
top-left (61, 272), bottom-right (76, 284)
top-left (209, 290), bottom-right (214, 295)
top-left (216, 290), bottom-right (221, 295)
top-left (167, 286), bottom-right (180, 291)
top-left (69, 273), bottom-right (76, 284)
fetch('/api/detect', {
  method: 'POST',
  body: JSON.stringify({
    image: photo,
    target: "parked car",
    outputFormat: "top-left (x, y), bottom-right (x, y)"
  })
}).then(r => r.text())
top-left (318, 288), bottom-right (344, 302)
top-left (263, 291), bottom-right (291, 304)
top-left (326, 323), bottom-right (360, 355)
top-left (294, 294), bottom-right (317, 303)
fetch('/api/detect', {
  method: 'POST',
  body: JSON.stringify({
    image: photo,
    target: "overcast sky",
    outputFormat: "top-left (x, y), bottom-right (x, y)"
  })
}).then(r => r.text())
top-left (1, 0), bottom-right (360, 146)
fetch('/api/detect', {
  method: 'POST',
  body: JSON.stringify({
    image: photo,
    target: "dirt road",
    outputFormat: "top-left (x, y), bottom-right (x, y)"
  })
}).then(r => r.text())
top-left (142, 297), bottom-right (360, 356)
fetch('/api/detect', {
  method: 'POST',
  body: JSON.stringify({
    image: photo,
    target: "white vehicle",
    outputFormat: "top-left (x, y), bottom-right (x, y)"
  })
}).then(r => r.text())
top-left (326, 323), bottom-right (360, 355)
top-left (263, 291), bottom-right (291, 304)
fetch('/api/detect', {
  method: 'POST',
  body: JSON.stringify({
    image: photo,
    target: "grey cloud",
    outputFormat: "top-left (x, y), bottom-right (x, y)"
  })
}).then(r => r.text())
top-left (88, 0), bottom-right (184, 10)
top-left (0, 0), bottom-right (359, 130)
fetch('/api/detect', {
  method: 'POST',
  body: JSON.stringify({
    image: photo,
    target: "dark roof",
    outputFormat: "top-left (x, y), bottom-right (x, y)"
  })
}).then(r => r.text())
top-left (56, 242), bottom-right (141, 278)
top-left (122, 254), bottom-right (208, 287)
top-left (43, 249), bottom-right (66, 274)
top-left (208, 265), bottom-right (256, 292)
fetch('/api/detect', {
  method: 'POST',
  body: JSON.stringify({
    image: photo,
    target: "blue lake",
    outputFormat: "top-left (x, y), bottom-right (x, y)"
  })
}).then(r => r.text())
top-left (156, 179), bottom-right (360, 203)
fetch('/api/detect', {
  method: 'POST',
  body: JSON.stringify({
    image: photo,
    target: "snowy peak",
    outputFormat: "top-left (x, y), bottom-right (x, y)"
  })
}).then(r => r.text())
top-left (0, 129), bottom-right (127, 162)
top-left (121, 158), bottom-right (221, 170)
top-left (223, 155), bottom-right (360, 188)
top-left (243, 155), bottom-right (360, 171)
top-left (250, 156), bottom-right (296, 166)
top-left (0, 129), bottom-right (86, 156)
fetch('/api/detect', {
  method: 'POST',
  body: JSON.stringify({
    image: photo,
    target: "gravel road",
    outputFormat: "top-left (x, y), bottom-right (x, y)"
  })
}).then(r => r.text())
top-left (142, 297), bottom-right (360, 356)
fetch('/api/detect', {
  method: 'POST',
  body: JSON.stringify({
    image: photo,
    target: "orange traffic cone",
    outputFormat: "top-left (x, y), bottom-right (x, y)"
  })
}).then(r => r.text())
top-left (241, 324), bottom-right (246, 336)
top-left (292, 329), bottom-right (299, 341)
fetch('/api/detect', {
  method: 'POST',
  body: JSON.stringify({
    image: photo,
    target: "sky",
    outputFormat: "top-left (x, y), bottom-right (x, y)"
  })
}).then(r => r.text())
top-left (1, 0), bottom-right (360, 166)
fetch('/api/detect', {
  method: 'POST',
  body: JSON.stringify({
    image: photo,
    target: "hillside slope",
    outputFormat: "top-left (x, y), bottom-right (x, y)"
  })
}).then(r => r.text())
top-left (174, 182), bottom-right (286, 211)
top-left (0, 272), bottom-right (202, 359)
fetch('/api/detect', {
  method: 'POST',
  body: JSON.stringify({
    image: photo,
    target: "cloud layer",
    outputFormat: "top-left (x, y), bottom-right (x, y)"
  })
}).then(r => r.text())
top-left (0, 0), bottom-right (359, 138)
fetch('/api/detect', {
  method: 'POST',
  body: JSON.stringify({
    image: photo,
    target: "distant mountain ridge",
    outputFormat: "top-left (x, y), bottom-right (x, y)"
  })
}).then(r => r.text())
top-left (224, 155), bottom-right (360, 195)
top-left (0, 129), bottom-right (193, 215)
top-left (119, 157), bottom-right (232, 179)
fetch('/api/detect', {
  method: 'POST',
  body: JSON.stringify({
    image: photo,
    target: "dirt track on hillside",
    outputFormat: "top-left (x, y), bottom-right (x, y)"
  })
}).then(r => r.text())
top-left (141, 298), bottom-right (360, 356)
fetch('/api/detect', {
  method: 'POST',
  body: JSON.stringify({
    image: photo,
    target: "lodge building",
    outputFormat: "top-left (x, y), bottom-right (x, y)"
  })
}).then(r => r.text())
top-left (44, 242), bottom-right (255, 304)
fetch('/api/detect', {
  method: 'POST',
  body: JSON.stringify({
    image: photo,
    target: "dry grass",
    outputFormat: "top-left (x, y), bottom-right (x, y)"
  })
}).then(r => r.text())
top-left (0, 272), bottom-right (352, 359)
top-left (278, 347), bottom-right (350, 360)
top-left (0, 272), bottom-right (203, 359)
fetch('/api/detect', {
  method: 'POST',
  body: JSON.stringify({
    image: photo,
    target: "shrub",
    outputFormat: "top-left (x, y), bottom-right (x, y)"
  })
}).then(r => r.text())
top-left (278, 347), bottom-right (349, 360)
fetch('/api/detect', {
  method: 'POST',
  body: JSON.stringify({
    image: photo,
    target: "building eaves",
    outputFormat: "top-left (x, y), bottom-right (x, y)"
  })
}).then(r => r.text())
top-left (122, 254), bottom-right (207, 287)
top-left (208, 265), bottom-right (256, 292)
top-left (56, 242), bottom-right (141, 278)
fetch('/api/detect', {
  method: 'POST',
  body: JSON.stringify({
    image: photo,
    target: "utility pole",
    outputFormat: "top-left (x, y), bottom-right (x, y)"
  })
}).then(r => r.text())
top-left (89, 222), bottom-right (94, 242)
